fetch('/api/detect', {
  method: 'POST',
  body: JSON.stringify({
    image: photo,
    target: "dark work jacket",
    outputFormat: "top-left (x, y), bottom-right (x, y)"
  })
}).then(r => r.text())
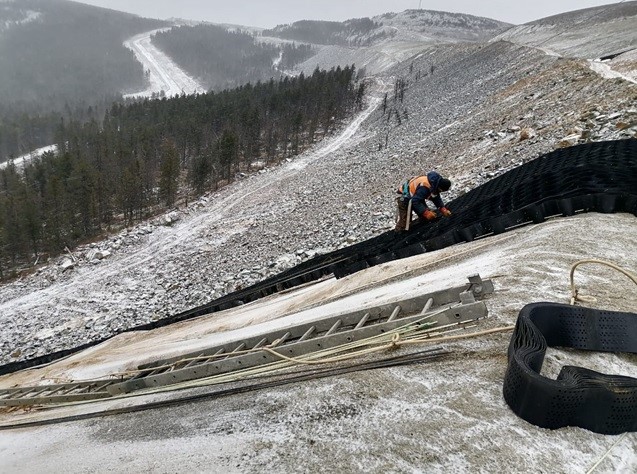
top-left (398, 171), bottom-right (445, 217)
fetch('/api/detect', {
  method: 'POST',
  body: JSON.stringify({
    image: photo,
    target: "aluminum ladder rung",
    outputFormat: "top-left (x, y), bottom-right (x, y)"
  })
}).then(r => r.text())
top-left (252, 338), bottom-right (269, 349)
top-left (29, 387), bottom-right (52, 397)
top-left (58, 384), bottom-right (81, 395)
top-left (387, 306), bottom-right (401, 322)
top-left (325, 320), bottom-right (342, 336)
top-left (355, 313), bottom-right (370, 330)
top-left (93, 382), bottom-right (114, 392)
top-left (232, 343), bottom-right (247, 353)
top-left (227, 343), bottom-right (246, 356)
top-left (298, 326), bottom-right (316, 342)
top-left (271, 332), bottom-right (291, 347)
top-left (420, 298), bottom-right (434, 315)
top-left (170, 352), bottom-right (204, 370)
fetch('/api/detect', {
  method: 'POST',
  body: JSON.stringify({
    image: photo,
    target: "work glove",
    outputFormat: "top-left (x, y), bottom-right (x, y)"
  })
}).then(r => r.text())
top-left (440, 207), bottom-right (452, 217)
top-left (423, 210), bottom-right (437, 221)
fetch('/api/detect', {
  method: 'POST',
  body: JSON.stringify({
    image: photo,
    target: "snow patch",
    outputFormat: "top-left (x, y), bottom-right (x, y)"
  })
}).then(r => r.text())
top-left (0, 144), bottom-right (57, 170)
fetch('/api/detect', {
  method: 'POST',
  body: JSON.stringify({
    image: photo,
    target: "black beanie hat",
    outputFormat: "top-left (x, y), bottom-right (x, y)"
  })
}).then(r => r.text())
top-left (438, 177), bottom-right (451, 192)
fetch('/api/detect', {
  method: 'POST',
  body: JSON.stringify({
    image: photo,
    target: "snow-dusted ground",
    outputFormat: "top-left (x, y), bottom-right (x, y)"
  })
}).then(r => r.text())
top-left (589, 58), bottom-right (637, 84)
top-left (0, 144), bottom-right (57, 170)
top-left (1, 213), bottom-right (636, 473)
top-left (1, 5), bottom-right (637, 473)
top-left (123, 28), bottom-right (206, 99)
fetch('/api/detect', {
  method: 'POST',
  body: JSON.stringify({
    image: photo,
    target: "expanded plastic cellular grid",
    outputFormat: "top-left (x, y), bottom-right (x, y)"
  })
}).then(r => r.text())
top-left (1, 139), bottom-right (635, 375)
top-left (504, 303), bottom-right (637, 435)
top-left (333, 138), bottom-right (637, 276)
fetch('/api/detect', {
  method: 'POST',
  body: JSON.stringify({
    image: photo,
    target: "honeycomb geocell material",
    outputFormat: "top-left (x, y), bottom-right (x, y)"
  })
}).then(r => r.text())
top-left (334, 138), bottom-right (637, 277)
top-left (503, 302), bottom-right (637, 435)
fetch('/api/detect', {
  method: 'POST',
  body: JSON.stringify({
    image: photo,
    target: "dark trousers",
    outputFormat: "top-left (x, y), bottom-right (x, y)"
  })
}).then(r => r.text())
top-left (395, 197), bottom-right (411, 231)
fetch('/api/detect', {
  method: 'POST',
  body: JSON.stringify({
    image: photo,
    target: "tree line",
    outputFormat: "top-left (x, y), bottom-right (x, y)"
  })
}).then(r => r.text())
top-left (0, 66), bottom-right (365, 278)
top-left (262, 18), bottom-right (385, 46)
top-left (151, 24), bottom-right (316, 91)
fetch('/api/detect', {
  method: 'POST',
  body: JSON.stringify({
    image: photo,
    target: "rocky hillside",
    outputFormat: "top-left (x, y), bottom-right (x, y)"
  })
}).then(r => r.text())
top-left (493, 1), bottom-right (637, 58)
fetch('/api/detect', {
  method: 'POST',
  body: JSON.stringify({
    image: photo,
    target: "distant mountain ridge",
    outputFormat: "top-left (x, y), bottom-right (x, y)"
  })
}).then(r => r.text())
top-left (262, 9), bottom-right (511, 46)
top-left (492, 1), bottom-right (637, 58)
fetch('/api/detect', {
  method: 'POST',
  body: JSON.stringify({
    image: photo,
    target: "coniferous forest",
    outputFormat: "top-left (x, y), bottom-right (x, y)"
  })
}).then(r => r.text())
top-left (0, 66), bottom-right (365, 277)
top-left (262, 18), bottom-right (384, 46)
top-left (151, 24), bottom-right (315, 91)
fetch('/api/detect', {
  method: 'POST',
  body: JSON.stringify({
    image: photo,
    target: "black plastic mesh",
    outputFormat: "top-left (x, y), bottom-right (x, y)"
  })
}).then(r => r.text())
top-left (334, 139), bottom-right (637, 277)
top-left (504, 303), bottom-right (637, 434)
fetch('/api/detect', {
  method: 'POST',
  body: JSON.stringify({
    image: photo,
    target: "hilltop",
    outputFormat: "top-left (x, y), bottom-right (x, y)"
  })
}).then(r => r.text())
top-left (493, 1), bottom-right (637, 58)
top-left (262, 9), bottom-right (510, 46)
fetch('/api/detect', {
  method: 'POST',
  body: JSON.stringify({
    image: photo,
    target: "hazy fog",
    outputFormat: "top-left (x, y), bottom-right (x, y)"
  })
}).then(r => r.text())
top-left (77, 0), bottom-right (625, 27)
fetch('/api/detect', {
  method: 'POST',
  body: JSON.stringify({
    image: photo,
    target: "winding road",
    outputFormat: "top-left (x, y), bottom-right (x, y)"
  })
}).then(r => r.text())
top-left (123, 28), bottom-right (206, 99)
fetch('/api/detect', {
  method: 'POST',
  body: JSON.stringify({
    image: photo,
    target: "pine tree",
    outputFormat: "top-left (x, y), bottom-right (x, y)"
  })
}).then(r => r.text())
top-left (218, 130), bottom-right (238, 182)
top-left (159, 139), bottom-right (180, 207)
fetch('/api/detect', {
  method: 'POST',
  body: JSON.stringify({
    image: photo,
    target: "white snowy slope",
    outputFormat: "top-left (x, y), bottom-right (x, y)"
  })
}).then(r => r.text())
top-left (0, 213), bottom-right (635, 473)
top-left (123, 28), bottom-right (207, 99)
top-left (0, 4), bottom-right (637, 473)
top-left (0, 144), bottom-right (57, 170)
top-left (492, 1), bottom-right (637, 58)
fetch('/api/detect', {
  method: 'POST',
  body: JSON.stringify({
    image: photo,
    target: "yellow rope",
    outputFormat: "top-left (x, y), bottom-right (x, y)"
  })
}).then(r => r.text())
top-left (260, 325), bottom-right (514, 366)
top-left (392, 325), bottom-right (515, 345)
top-left (569, 259), bottom-right (637, 305)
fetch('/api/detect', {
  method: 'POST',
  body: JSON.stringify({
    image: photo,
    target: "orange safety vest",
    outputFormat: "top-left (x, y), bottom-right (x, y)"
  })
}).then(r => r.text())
top-left (397, 175), bottom-right (432, 198)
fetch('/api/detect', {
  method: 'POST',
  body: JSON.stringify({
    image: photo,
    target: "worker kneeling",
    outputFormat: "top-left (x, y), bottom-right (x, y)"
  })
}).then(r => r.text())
top-left (395, 171), bottom-right (452, 232)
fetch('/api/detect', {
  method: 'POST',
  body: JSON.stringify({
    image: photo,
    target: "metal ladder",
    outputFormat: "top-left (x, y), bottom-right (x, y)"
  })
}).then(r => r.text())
top-left (0, 380), bottom-right (116, 407)
top-left (0, 274), bottom-right (493, 406)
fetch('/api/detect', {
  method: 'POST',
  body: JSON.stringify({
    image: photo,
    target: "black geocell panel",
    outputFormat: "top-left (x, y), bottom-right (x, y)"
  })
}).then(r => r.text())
top-left (504, 303), bottom-right (637, 435)
top-left (334, 139), bottom-right (637, 277)
top-left (1, 139), bottom-right (635, 375)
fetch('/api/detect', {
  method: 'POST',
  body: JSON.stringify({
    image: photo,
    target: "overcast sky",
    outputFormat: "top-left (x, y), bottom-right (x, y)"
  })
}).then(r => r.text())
top-left (76, 0), bottom-right (624, 27)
